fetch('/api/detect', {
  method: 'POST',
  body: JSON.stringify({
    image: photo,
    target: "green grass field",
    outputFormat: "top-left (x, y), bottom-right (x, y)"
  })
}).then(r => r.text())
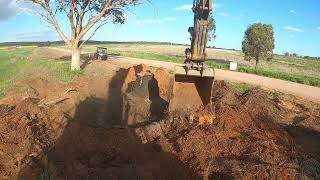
top-left (0, 48), bottom-right (82, 98)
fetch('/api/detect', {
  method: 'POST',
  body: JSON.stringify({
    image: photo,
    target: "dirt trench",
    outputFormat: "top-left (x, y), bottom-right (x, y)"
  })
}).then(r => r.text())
top-left (0, 63), bottom-right (320, 180)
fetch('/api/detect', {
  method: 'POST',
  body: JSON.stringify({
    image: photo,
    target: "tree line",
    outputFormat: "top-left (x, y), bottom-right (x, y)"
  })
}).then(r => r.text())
top-left (284, 52), bottom-right (320, 60)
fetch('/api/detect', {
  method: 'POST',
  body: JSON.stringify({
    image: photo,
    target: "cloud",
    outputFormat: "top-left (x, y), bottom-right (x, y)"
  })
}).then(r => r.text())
top-left (283, 26), bottom-right (303, 32)
top-left (213, 3), bottom-right (223, 10)
top-left (289, 10), bottom-right (297, 14)
top-left (0, 0), bottom-right (17, 21)
top-left (175, 4), bottom-right (192, 11)
top-left (10, 29), bottom-right (59, 41)
top-left (317, 26), bottom-right (320, 31)
top-left (134, 19), bottom-right (160, 25)
top-left (0, 0), bottom-right (36, 21)
top-left (218, 12), bottom-right (229, 17)
top-left (163, 17), bottom-right (176, 22)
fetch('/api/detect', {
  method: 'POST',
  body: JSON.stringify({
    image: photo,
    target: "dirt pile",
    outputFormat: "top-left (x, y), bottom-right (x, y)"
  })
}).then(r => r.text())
top-left (211, 81), bottom-right (240, 107)
top-left (0, 98), bottom-right (67, 180)
top-left (119, 66), bottom-right (319, 179)
top-left (159, 86), bottom-right (298, 179)
top-left (0, 63), bottom-right (319, 179)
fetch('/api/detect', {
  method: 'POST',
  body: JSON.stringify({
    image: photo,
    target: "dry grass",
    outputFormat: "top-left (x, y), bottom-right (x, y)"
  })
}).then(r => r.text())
top-left (82, 43), bottom-right (320, 78)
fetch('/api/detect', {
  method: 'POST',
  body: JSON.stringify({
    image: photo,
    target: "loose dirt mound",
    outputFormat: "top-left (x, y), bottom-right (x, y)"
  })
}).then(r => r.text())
top-left (15, 78), bottom-right (61, 97)
top-left (212, 81), bottom-right (240, 107)
top-left (0, 98), bottom-right (67, 180)
top-left (157, 82), bottom-right (319, 179)
top-left (162, 94), bottom-right (298, 179)
top-left (240, 88), bottom-right (282, 119)
top-left (0, 63), bottom-right (319, 179)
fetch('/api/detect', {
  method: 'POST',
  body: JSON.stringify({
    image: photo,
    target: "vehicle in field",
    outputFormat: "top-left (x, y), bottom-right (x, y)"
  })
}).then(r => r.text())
top-left (94, 47), bottom-right (108, 60)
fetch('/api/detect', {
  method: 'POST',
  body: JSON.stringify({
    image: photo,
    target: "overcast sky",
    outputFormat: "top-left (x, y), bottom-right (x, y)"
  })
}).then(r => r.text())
top-left (0, 0), bottom-right (320, 57)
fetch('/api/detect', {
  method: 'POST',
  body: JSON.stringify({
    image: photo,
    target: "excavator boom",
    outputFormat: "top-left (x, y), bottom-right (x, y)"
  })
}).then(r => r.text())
top-left (175, 0), bottom-right (213, 76)
top-left (170, 0), bottom-right (215, 113)
top-left (190, 0), bottom-right (212, 61)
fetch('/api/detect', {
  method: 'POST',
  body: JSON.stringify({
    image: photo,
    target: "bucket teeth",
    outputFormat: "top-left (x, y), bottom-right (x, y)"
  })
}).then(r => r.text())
top-left (174, 65), bottom-right (214, 77)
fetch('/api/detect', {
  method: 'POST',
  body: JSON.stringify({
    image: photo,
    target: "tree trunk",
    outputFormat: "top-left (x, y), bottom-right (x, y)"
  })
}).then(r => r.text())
top-left (255, 56), bottom-right (259, 69)
top-left (71, 47), bottom-right (81, 70)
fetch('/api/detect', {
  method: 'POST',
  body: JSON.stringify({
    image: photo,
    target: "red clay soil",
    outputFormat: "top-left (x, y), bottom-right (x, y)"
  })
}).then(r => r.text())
top-left (153, 68), bottom-right (172, 102)
top-left (0, 98), bottom-right (67, 180)
top-left (161, 87), bottom-right (300, 179)
top-left (0, 99), bottom-right (194, 180)
top-left (0, 63), bottom-right (320, 179)
top-left (170, 75), bottom-right (214, 113)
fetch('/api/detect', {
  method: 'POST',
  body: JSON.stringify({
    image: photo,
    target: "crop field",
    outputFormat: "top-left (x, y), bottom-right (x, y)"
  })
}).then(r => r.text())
top-left (80, 43), bottom-right (320, 87)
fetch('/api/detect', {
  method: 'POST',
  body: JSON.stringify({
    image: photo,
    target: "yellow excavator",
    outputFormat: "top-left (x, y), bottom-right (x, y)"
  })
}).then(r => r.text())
top-left (170, 0), bottom-right (215, 112)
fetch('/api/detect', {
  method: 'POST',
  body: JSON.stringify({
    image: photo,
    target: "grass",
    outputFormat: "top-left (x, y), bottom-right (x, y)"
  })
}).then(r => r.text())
top-left (238, 66), bottom-right (320, 87)
top-left (229, 82), bottom-right (252, 94)
top-left (206, 60), bottom-right (230, 69)
top-left (111, 50), bottom-right (184, 64)
top-left (34, 58), bottom-right (84, 82)
top-left (0, 48), bottom-right (82, 98)
top-left (230, 82), bottom-right (286, 99)
top-left (83, 92), bottom-right (97, 105)
top-left (266, 90), bottom-right (285, 99)
top-left (0, 48), bottom-right (33, 98)
top-left (274, 55), bottom-right (320, 71)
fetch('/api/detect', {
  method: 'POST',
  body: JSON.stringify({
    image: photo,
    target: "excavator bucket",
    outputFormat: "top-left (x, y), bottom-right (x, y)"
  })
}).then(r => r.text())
top-left (169, 65), bottom-right (215, 113)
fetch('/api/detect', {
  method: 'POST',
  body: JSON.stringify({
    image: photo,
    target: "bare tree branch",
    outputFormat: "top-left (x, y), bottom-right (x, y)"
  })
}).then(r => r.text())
top-left (32, 0), bottom-right (72, 46)
top-left (78, 0), bottom-right (114, 40)
top-left (80, 20), bottom-right (108, 47)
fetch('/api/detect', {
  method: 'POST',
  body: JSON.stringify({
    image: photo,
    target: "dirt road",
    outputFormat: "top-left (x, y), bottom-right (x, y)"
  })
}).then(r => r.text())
top-left (36, 47), bottom-right (320, 103)
top-left (105, 55), bottom-right (320, 103)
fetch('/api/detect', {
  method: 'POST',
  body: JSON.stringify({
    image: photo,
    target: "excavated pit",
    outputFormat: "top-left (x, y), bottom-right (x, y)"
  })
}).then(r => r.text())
top-left (0, 64), bottom-right (320, 180)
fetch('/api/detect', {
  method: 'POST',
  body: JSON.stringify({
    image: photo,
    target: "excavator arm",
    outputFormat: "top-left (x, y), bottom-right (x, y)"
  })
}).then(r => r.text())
top-left (189, 0), bottom-right (212, 62)
top-left (170, 0), bottom-right (215, 113)
top-left (175, 0), bottom-right (214, 77)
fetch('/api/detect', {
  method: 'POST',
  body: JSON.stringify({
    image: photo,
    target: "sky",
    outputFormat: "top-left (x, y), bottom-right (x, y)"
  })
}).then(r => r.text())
top-left (0, 0), bottom-right (320, 57)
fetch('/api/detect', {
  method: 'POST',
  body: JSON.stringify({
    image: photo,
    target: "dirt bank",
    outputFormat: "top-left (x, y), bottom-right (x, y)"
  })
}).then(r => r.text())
top-left (0, 62), bottom-right (319, 179)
